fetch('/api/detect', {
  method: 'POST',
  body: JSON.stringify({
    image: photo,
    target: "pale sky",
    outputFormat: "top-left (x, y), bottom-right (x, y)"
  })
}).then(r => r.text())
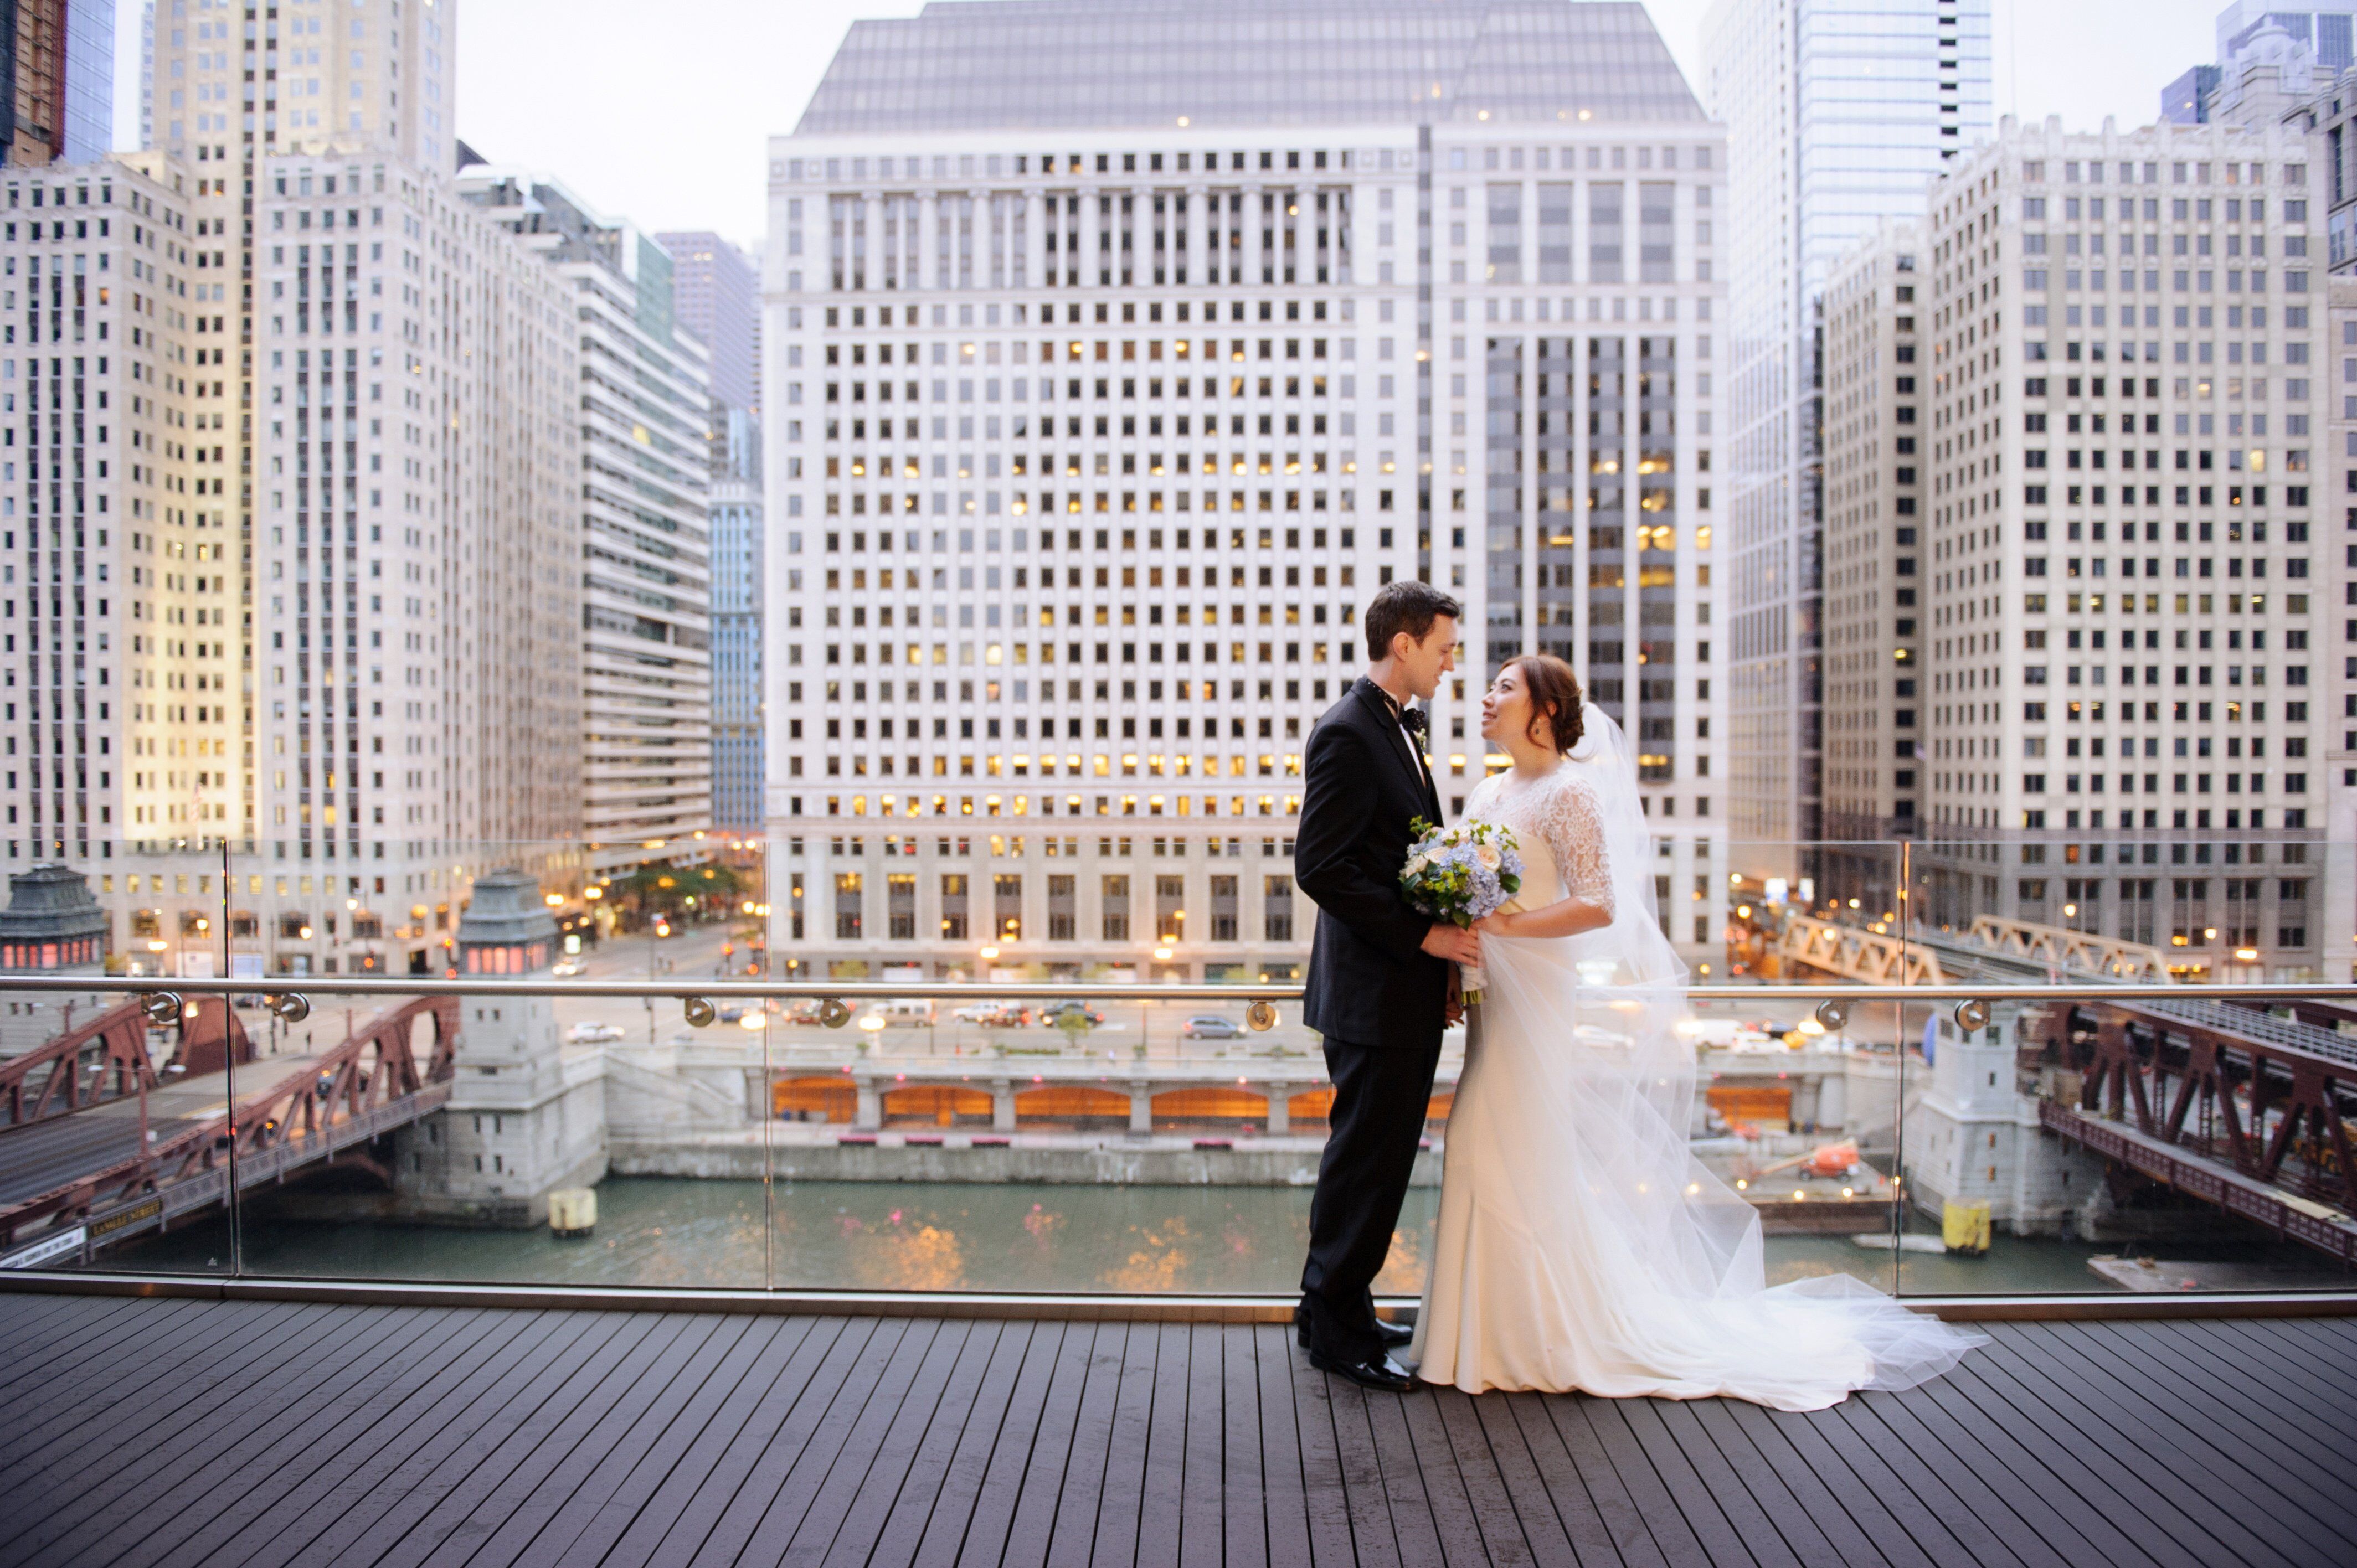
top-left (116, 0), bottom-right (2224, 253)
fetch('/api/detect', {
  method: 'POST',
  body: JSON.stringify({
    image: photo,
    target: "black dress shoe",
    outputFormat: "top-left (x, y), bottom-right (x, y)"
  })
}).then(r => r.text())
top-left (1308, 1347), bottom-right (1418, 1393)
top-left (1294, 1303), bottom-right (1414, 1350)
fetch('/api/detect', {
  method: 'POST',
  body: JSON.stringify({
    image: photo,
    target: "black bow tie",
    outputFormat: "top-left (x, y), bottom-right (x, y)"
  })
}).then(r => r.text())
top-left (1397, 706), bottom-right (1429, 738)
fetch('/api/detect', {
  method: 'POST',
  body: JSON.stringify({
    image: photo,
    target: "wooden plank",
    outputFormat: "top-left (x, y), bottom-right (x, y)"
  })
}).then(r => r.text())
top-left (1813, 1394), bottom-right (2044, 1568)
top-left (776, 1321), bottom-right (974, 1568)
top-left (696, 1317), bottom-right (917, 1568)
top-left (824, 1319), bottom-right (1004, 1568)
top-left (1547, 1399), bottom-right (1717, 1568)
top-left (1598, 1397), bottom-right (1769, 1568)
top-left (1502, 1391), bottom-right (1653, 1568)
top-left (1041, 1319), bottom-right (1128, 1568)
top-left (1619, 1399), bottom-right (1800, 1568)
top-left (1252, 1325), bottom-right (1315, 1568)
top-left (1862, 1361), bottom-right (2181, 1568)
top-left (1408, 1384), bottom-right (1531, 1567)
top-left (2193, 1318), bottom-right (2357, 1430)
top-left (1671, 1400), bottom-right (1893, 1568)
top-left (380, 1313), bottom-right (708, 1568)
top-left (136, 1307), bottom-right (557, 1568)
top-left (1222, 1324), bottom-right (1271, 1568)
top-left (1714, 1402), bottom-right (1946, 1568)
top-left (254, 1307), bottom-right (651, 1568)
top-left (0, 1297), bottom-right (323, 1474)
top-left (1440, 1393), bottom-right (1583, 1568)
top-left (502, 1314), bottom-right (765, 1568)
top-left (1180, 1321), bottom-right (1229, 1568)
top-left (1989, 1322), bottom-right (2348, 1568)
top-left (0, 1297), bottom-right (249, 1420)
top-left (1133, 1322), bottom-right (1191, 1568)
top-left (1285, 1344), bottom-right (1366, 1568)
top-left (2049, 1321), bottom-right (2357, 1541)
top-left (1083, 1321), bottom-right (1161, 1568)
top-left (911, 1319), bottom-right (1066, 1568)
top-left (993, 1312), bottom-right (1099, 1568)
top-left (0, 1293), bottom-right (157, 1389)
top-left (1933, 1332), bottom-right (2291, 1568)
top-left (1310, 1368), bottom-right (1395, 1556)
top-left (4, 1304), bottom-right (456, 1567)
top-left (640, 1317), bottom-right (863, 1568)
top-left (903, 1320), bottom-right (1049, 1568)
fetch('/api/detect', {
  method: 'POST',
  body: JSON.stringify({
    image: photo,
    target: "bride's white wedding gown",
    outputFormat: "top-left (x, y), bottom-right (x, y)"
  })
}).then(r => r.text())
top-left (1411, 720), bottom-right (1984, 1409)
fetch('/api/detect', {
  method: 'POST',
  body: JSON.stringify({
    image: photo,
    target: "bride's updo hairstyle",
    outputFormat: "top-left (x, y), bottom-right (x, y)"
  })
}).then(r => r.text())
top-left (1504, 653), bottom-right (1586, 755)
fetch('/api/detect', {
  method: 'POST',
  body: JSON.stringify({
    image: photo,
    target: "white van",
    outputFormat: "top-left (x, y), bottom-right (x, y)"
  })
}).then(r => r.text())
top-left (876, 997), bottom-right (935, 1025)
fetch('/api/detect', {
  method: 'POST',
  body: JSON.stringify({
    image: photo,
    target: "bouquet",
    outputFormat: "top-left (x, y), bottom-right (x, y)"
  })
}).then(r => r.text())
top-left (1399, 817), bottom-right (1523, 1005)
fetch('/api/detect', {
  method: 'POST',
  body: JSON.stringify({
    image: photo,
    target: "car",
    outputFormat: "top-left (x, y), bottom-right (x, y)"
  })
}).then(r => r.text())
top-left (565, 1022), bottom-right (624, 1044)
top-left (551, 959), bottom-right (584, 977)
top-left (1181, 1014), bottom-right (1244, 1040)
top-left (1040, 1000), bottom-right (1105, 1027)
top-left (952, 1002), bottom-right (1027, 1027)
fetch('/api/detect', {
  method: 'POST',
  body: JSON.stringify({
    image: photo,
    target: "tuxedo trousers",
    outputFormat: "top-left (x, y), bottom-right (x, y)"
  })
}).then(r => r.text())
top-left (1299, 1031), bottom-right (1442, 1361)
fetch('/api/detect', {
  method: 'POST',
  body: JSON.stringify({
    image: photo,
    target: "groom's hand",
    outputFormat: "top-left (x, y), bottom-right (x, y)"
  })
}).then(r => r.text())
top-left (1421, 922), bottom-right (1480, 966)
top-left (1445, 968), bottom-right (1465, 1025)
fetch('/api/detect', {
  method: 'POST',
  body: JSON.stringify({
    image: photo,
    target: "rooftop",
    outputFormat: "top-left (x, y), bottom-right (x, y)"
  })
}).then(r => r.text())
top-left (794, 0), bottom-right (1706, 137)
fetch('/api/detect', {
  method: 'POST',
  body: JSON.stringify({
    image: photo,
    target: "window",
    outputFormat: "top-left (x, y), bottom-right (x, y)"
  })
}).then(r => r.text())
top-left (833, 873), bottom-right (863, 941)
top-left (1101, 874), bottom-right (1131, 941)
top-left (1208, 875), bottom-right (1239, 941)
top-left (940, 874), bottom-right (969, 941)
top-left (1264, 875), bottom-right (1295, 941)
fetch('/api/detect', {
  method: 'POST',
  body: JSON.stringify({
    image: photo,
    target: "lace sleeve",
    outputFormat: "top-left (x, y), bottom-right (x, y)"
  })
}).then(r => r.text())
top-left (1537, 770), bottom-right (1614, 913)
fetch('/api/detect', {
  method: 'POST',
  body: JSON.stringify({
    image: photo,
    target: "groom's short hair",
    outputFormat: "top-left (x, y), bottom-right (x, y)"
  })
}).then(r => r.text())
top-left (1364, 580), bottom-right (1463, 661)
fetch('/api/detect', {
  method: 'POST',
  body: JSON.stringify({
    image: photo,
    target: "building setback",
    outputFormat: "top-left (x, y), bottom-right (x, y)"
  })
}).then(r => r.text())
top-left (764, 0), bottom-right (1731, 983)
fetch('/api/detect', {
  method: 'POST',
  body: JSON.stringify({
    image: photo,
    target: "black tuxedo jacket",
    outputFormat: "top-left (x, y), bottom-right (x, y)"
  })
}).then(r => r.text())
top-left (1295, 675), bottom-right (1450, 1049)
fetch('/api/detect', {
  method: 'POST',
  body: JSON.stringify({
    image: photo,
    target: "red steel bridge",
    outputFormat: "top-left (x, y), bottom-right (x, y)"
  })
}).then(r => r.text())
top-left (0, 995), bottom-right (457, 1266)
top-left (1776, 911), bottom-right (2357, 1267)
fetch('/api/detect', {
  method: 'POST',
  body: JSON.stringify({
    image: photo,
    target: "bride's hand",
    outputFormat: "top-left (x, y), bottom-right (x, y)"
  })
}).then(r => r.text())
top-left (1470, 912), bottom-right (1514, 939)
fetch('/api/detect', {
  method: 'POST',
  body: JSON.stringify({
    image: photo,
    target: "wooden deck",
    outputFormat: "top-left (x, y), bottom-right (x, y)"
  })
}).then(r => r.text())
top-left (1, 1293), bottom-right (2352, 1567)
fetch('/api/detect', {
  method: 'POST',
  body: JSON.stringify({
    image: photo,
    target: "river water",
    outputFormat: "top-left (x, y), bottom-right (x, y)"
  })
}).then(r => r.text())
top-left (99, 1175), bottom-right (2341, 1297)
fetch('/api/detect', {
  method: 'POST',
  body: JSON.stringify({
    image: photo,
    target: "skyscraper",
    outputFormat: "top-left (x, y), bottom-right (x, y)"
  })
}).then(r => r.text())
top-left (659, 231), bottom-right (767, 837)
top-left (1820, 119), bottom-right (2336, 982)
top-left (1702, 0), bottom-right (1993, 896)
top-left (5, 0), bottom-right (111, 166)
top-left (459, 168), bottom-right (716, 873)
top-left (765, 0), bottom-right (1730, 982)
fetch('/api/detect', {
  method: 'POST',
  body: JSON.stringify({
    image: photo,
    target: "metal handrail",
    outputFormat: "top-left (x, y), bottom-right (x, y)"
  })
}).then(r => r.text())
top-left (6, 974), bottom-right (2357, 1005)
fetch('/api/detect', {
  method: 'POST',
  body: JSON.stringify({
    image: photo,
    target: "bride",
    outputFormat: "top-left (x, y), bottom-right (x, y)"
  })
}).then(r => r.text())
top-left (1409, 653), bottom-right (1984, 1409)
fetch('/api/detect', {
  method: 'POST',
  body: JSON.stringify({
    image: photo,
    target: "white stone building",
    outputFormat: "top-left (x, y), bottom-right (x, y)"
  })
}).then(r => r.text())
top-left (1824, 116), bottom-right (2338, 982)
top-left (763, 0), bottom-right (1731, 983)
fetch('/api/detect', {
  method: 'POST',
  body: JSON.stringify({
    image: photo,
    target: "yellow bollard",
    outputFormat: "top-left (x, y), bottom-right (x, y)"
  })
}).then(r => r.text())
top-left (1942, 1200), bottom-right (1991, 1255)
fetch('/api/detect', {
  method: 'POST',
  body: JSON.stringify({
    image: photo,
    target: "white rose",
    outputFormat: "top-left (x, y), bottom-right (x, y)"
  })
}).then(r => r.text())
top-left (1474, 843), bottom-right (1502, 871)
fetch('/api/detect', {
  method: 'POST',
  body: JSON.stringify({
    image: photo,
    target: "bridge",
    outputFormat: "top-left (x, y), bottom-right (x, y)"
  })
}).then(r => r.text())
top-left (1774, 909), bottom-right (2357, 1266)
top-left (0, 996), bottom-right (459, 1267)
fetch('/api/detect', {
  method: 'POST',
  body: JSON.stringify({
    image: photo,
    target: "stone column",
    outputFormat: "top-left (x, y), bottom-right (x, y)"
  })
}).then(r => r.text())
top-left (991, 1077), bottom-right (1016, 1133)
top-left (1128, 1081), bottom-right (1153, 1133)
top-left (854, 1074), bottom-right (882, 1131)
top-left (1266, 1085), bottom-right (1290, 1135)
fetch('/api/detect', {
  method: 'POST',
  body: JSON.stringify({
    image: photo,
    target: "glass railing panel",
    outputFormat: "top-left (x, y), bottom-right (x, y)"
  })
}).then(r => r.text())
top-left (2, 837), bottom-right (235, 1276)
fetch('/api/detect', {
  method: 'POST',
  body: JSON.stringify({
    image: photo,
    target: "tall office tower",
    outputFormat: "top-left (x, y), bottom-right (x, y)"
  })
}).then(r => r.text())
top-left (458, 168), bottom-right (716, 874)
top-left (2166, 7), bottom-right (2357, 130)
top-left (140, 0), bottom-right (153, 152)
top-left (245, 152), bottom-right (585, 970)
top-left (6, 0), bottom-right (110, 166)
top-left (1833, 117), bottom-right (2334, 983)
top-left (657, 231), bottom-right (761, 415)
top-left (765, 0), bottom-right (1728, 984)
top-left (3, 155), bottom-right (195, 871)
top-left (708, 407), bottom-right (765, 835)
top-left (1817, 218), bottom-right (1926, 917)
top-left (1702, 0), bottom-right (1993, 901)
top-left (660, 231), bottom-right (766, 837)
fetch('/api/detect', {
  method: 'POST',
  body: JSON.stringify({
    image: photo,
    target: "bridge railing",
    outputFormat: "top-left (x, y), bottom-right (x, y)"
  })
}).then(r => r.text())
top-left (0, 968), bottom-right (2349, 1306)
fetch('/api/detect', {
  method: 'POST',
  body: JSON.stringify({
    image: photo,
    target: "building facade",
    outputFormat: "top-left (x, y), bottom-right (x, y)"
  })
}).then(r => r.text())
top-left (1835, 117), bottom-right (2338, 982)
top-left (1702, 0), bottom-right (1993, 895)
top-left (763, 0), bottom-right (1731, 983)
top-left (458, 168), bottom-right (716, 874)
top-left (1817, 217), bottom-right (1926, 917)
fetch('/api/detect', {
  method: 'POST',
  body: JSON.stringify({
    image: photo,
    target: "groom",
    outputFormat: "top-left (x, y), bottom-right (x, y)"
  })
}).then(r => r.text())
top-left (1293, 580), bottom-right (1479, 1391)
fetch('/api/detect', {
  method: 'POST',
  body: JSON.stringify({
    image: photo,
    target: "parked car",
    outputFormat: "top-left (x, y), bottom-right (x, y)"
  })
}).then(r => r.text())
top-left (565, 1022), bottom-right (624, 1045)
top-left (875, 998), bottom-right (935, 1024)
top-left (1181, 1014), bottom-right (1243, 1040)
top-left (550, 959), bottom-right (584, 977)
top-left (1040, 1000), bottom-right (1105, 1027)
top-left (952, 1002), bottom-right (1028, 1027)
